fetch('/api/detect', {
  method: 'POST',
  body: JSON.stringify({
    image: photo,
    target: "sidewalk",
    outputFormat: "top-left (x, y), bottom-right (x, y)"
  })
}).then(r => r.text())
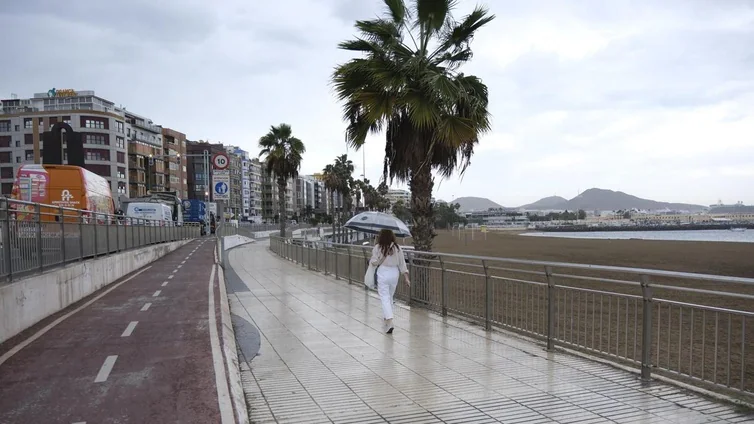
top-left (0, 238), bottom-right (235, 424)
top-left (228, 243), bottom-right (754, 424)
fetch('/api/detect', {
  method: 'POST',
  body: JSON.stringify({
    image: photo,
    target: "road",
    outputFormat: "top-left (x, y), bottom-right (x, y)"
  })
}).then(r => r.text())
top-left (0, 237), bottom-right (232, 424)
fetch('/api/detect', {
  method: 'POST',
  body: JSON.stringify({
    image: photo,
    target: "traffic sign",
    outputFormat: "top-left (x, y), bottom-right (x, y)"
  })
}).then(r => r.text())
top-left (212, 152), bottom-right (229, 170)
top-left (212, 171), bottom-right (231, 201)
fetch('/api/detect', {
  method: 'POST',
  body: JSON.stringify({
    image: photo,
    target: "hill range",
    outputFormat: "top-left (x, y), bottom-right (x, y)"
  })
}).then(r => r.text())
top-left (451, 188), bottom-right (708, 212)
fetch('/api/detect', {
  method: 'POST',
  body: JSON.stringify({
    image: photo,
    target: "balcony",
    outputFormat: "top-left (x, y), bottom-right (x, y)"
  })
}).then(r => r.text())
top-left (130, 119), bottom-right (161, 134)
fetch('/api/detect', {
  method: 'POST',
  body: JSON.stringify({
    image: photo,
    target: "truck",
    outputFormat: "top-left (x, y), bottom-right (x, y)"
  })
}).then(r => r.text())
top-left (121, 191), bottom-right (184, 226)
top-left (182, 199), bottom-right (208, 235)
top-left (10, 164), bottom-right (115, 223)
top-left (125, 202), bottom-right (173, 225)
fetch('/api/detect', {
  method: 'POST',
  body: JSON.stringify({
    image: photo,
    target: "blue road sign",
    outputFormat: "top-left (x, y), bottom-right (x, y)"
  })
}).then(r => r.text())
top-left (214, 182), bottom-right (228, 195)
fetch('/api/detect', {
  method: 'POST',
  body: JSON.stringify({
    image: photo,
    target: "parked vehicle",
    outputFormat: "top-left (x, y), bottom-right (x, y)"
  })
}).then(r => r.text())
top-left (10, 164), bottom-right (114, 223)
top-left (125, 202), bottom-right (173, 226)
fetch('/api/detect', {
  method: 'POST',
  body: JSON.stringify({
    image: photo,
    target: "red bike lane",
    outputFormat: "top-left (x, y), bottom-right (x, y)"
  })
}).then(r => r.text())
top-left (0, 238), bottom-right (229, 424)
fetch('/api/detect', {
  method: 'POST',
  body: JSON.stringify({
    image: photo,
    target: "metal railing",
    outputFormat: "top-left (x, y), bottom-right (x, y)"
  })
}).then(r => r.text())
top-left (0, 198), bottom-right (202, 283)
top-left (268, 235), bottom-right (754, 402)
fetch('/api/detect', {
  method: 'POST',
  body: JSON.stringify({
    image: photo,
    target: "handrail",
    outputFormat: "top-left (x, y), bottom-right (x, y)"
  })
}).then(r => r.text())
top-left (267, 234), bottom-right (754, 402)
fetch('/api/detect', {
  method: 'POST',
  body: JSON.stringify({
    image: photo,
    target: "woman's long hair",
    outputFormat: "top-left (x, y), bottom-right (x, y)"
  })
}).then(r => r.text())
top-left (376, 229), bottom-right (398, 257)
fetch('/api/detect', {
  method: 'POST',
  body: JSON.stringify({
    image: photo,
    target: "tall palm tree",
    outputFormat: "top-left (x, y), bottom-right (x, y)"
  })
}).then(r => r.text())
top-left (258, 123), bottom-right (305, 237)
top-left (334, 154), bottom-right (355, 216)
top-left (321, 164), bottom-right (340, 240)
top-left (332, 0), bottom-right (494, 252)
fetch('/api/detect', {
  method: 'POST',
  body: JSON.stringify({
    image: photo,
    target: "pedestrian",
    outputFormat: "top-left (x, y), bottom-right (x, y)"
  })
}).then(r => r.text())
top-left (369, 229), bottom-right (411, 334)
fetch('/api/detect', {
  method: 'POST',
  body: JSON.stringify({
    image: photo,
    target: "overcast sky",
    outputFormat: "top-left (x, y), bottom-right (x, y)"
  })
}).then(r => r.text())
top-left (1, 0), bottom-right (753, 207)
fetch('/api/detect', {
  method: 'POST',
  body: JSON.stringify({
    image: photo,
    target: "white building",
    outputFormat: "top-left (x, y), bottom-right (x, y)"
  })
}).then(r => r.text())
top-left (386, 188), bottom-right (411, 206)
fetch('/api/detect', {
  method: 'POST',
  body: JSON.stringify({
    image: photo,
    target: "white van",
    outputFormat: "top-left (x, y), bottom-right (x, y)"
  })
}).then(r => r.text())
top-left (125, 202), bottom-right (173, 226)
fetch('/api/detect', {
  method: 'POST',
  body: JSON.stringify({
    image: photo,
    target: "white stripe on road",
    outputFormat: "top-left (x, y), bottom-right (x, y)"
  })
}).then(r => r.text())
top-left (0, 267), bottom-right (151, 367)
top-left (94, 355), bottom-right (118, 383)
top-left (140, 303), bottom-right (151, 312)
top-left (153, 290), bottom-right (161, 297)
top-left (177, 265), bottom-right (182, 269)
top-left (121, 321), bottom-right (138, 337)
top-left (172, 269), bottom-right (178, 274)
top-left (168, 275), bottom-right (174, 280)
top-left (207, 265), bottom-right (234, 423)
top-left (161, 281), bottom-right (168, 287)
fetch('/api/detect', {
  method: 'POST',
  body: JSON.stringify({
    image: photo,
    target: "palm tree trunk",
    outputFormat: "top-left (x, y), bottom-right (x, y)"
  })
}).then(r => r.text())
top-left (277, 177), bottom-right (287, 237)
top-left (330, 191), bottom-right (335, 242)
top-left (410, 164), bottom-right (435, 252)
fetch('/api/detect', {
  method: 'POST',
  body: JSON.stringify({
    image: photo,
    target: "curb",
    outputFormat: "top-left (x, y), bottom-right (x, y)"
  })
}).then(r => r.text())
top-left (216, 245), bottom-right (250, 424)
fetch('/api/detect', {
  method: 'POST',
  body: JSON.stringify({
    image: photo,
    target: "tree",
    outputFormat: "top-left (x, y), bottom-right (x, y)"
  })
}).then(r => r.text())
top-left (577, 209), bottom-right (587, 220)
top-left (258, 123), bottom-right (305, 237)
top-left (392, 200), bottom-right (412, 224)
top-left (435, 202), bottom-right (466, 228)
top-left (332, 0), bottom-right (495, 252)
top-left (322, 164), bottom-right (340, 240)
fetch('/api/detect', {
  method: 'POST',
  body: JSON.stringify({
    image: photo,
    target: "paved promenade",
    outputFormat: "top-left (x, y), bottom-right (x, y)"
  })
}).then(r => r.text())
top-left (0, 238), bottom-right (236, 424)
top-left (228, 242), bottom-right (754, 424)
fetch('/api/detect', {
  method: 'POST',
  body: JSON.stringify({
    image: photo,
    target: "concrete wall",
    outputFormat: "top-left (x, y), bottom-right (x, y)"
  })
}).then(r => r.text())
top-left (0, 240), bottom-right (190, 344)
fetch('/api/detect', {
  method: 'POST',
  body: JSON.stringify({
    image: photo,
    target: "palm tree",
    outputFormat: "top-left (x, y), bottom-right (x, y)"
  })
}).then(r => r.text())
top-left (258, 123), bottom-right (305, 237)
top-left (332, 0), bottom-right (494, 252)
top-left (321, 164), bottom-right (340, 240)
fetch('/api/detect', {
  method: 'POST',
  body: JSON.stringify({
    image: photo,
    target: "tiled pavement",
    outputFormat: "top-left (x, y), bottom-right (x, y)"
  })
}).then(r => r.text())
top-left (227, 243), bottom-right (754, 424)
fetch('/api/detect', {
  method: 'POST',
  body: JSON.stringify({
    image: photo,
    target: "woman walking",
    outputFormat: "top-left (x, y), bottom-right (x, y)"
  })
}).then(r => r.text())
top-left (370, 229), bottom-right (411, 334)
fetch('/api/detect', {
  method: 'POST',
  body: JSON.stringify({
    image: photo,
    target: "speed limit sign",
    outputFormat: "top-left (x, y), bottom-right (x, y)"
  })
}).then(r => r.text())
top-left (212, 152), bottom-right (229, 170)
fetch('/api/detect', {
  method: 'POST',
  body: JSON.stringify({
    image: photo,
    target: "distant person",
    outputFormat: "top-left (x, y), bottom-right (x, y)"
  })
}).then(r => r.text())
top-left (369, 229), bottom-right (411, 334)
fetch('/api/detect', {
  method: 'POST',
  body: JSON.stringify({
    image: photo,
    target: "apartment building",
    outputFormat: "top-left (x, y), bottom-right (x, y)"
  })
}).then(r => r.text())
top-left (186, 140), bottom-right (225, 202)
top-left (261, 166), bottom-right (294, 221)
top-left (161, 128), bottom-right (187, 199)
top-left (249, 158), bottom-right (263, 218)
top-left (125, 111), bottom-right (165, 198)
top-left (386, 188), bottom-right (411, 206)
top-left (0, 90), bottom-right (128, 200)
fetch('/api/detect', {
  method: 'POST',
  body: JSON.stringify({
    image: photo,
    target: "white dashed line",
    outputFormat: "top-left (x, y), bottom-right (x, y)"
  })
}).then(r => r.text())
top-left (168, 275), bottom-right (174, 280)
top-left (140, 303), bottom-right (151, 312)
top-left (177, 265), bottom-right (182, 269)
top-left (153, 290), bottom-right (161, 297)
top-left (172, 269), bottom-right (178, 274)
top-left (181, 261), bottom-right (186, 264)
top-left (94, 355), bottom-right (118, 383)
top-left (72, 422), bottom-right (86, 424)
top-left (161, 281), bottom-right (168, 287)
top-left (121, 321), bottom-right (138, 337)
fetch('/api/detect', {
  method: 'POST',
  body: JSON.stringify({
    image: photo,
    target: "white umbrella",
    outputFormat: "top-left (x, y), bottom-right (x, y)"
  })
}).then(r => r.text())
top-left (344, 211), bottom-right (412, 238)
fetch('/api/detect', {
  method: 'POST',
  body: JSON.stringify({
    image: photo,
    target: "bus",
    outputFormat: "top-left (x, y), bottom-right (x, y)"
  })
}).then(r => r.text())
top-left (10, 164), bottom-right (115, 222)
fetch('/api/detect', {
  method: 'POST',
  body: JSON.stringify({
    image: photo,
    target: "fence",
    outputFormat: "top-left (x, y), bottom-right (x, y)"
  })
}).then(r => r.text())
top-left (269, 236), bottom-right (754, 402)
top-left (0, 198), bottom-right (202, 283)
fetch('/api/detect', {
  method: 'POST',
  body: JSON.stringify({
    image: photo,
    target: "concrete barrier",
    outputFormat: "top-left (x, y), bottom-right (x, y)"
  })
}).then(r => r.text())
top-left (0, 240), bottom-right (191, 344)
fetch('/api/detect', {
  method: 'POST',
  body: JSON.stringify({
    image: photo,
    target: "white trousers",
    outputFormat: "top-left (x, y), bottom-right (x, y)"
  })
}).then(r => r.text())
top-left (376, 266), bottom-right (400, 319)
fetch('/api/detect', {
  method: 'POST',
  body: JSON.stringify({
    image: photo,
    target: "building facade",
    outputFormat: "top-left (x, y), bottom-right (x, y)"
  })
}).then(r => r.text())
top-left (186, 140), bottom-right (225, 202)
top-left (249, 158), bottom-right (263, 218)
top-left (0, 90), bottom-right (128, 201)
top-left (386, 188), bottom-right (411, 206)
top-left (161, 128), bottom-right (187, 199)
top-left (125, 111), bottom-right (165, 198)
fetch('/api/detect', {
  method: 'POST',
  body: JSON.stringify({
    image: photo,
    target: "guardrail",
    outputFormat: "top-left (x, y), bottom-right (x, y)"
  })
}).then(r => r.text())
top-left (269, 235), bottom-right (754, 402)
top-left (0, 198), bottom-right (202, 283)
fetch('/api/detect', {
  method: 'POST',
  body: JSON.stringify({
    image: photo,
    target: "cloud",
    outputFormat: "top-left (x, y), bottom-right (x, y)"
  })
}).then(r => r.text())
top-left (1, 0), bottom-right (752, 207)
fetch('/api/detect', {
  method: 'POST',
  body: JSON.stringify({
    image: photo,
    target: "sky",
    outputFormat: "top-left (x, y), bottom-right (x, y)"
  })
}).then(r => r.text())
top-left (1, 0), bottom-right (753, 207)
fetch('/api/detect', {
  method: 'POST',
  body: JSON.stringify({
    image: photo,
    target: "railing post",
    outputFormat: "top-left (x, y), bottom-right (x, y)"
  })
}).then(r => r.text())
top-left (641, 274), bottom-right (654, 382)
top-left (93, 212), bottom-right (99, 258)
top-left (105, 213), bottom-right (110, 255)
top-left (315, 242), bottom-right (319, 272)
top-left (545, 266), bottom-right (556, 351)
top-left (115, 215), bottom-right (120, 253)
top-left (35, 203), bottom-right (43, 272)
top-left (362, 247), bottom-right (370, 291)
top-left (2, 199), bottom-right (13, 281)
top-left (78, 210), bottom-right (84, 261)
top-left (483, 259), bottom-right (492, 330)
top-left (440, 256), bottom-right (448, 316)
top-left (59, 206), bottom-right (66, 263)
top-left (334, 245), bottom-right (339, 280)
top-left (347, 246), bottom-right (352, 283)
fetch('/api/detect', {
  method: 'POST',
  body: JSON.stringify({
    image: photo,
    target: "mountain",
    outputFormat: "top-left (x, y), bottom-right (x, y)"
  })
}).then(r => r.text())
top-left (450, 196), bottom-right (503, 212)
top-left (519, 188), bottom-right (707, 212)
top-left (519, 196), bottom-right (568, 210)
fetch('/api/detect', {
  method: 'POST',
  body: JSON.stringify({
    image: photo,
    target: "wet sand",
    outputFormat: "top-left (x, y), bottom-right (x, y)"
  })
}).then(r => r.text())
top-left (426, 229), bottom-right (754, 278)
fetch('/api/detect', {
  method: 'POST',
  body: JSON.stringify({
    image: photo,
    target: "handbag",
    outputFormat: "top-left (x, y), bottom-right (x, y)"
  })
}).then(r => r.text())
top-left (364, 253), bottom-right (386, 290)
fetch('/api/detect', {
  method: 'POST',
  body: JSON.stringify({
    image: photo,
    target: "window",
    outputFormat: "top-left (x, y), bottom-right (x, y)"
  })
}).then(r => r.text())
top-left (84, 119), bottom-right (105, 129)
top-left (117, 152), bottom-right (125, 163)
top-left (116, 136), bottom-right (125, 149)
top-left (117, 167), bottom-right (126, 179)
top-left (85, 149), bottom-right (110, 161)
top-left (16, 156), bottom-right (21, 163)
top-left (1, 183), bottom-right (12, 195)
top-left (23, 118), bottom-right (32, 129)
top-left (0, 152), bottom-right (10, 163)
top-left (0, 136), bottom-right (9, 148)
top-left (62, 116), bottom-right (71, 125)
top-left (14, 125), bottom-right (19, 131)
top-left (85, 134), bottom-right (108, 145)
top-left (0, 121), bottom-right (10, 132)
top-left (24, 134), bottom-right (33, 145)
top-left (25, 151), bottom-right (34, 161)
top-left (116, 121), bottom-right (124, 133)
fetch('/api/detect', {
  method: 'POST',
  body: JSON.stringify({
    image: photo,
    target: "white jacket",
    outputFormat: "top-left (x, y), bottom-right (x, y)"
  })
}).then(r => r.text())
top-left (370, 243), bottom-right (408, 273)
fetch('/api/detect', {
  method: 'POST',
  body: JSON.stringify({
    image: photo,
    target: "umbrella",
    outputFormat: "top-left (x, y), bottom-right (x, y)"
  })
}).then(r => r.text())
top-left (344, 211), bottom-right (412, 238)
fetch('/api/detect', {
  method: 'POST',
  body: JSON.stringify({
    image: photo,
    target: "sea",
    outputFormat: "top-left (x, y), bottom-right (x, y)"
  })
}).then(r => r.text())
top-left (521, 229), bottom-right (754, 243)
